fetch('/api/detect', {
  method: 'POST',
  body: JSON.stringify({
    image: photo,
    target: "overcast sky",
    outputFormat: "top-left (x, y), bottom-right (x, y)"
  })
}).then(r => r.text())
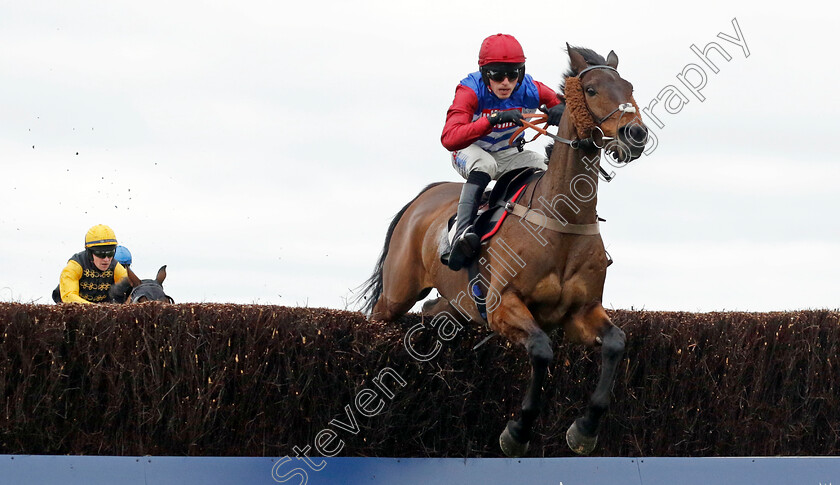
top-left (1, 1), bottom-right (837, 312)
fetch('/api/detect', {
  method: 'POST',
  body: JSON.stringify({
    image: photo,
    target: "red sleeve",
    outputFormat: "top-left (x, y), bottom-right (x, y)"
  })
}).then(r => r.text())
top-left (440, 84), bottom-right (493, 152)
top-left (534, 80), bottom-right (563, 108)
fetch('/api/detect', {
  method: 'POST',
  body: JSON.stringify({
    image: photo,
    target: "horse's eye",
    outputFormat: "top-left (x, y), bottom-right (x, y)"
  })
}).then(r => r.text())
top-left (586, 87), bottom-right (596, 96)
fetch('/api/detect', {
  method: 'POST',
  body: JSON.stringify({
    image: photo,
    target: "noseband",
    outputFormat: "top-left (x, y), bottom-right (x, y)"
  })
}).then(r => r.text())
top-left (564, 65), bottom-right (641, 145)
top-left (509, 63), bottom-right (644, 180)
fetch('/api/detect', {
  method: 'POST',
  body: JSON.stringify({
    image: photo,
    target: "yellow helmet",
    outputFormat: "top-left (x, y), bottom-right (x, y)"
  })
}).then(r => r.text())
top-left (84, 224), bottom-right (118, 249)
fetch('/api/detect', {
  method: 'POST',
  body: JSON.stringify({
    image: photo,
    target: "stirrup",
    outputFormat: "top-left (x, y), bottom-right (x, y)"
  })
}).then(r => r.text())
top-left (447, 231), bottom-right (479, 271)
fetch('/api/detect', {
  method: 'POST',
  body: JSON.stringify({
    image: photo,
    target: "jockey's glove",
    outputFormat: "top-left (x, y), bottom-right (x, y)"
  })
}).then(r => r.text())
top-left (488, 110), bottom-right (523, 126)
top-left (544, 103), bottom-right (566, 126)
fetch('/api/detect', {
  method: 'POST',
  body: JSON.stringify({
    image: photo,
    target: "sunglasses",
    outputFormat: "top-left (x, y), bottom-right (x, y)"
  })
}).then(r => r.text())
top-left (91, 249), bottom-right (116, 258)
top-left (486, 68), bottom-right (521, 83)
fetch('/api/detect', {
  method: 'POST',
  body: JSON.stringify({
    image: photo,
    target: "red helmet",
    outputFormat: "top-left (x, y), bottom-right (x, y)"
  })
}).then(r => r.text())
top-left (478, 34), bottom-right (526, 66)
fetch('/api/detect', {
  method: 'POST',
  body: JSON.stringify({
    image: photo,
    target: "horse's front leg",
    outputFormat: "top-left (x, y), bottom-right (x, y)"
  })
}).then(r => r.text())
top-left (565, 303), bottom-right (626, 454)
top-left (491, 294), bottom-right (553, 457)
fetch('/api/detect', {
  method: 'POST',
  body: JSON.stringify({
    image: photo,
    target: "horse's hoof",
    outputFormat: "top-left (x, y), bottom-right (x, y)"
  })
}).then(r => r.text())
top-left (499, 424), bottom-right (529, 457)
top-left (566, 420), bottom-right (598, 455)
top-left (421, 297), bottom-right (441, 314)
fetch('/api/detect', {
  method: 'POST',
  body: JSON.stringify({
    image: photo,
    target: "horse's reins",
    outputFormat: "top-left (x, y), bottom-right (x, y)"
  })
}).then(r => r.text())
top-left (494, 64), bottom-right (643, 239)
top-left (472, 65), bottom-right (637, 340)
top-left (515, 115), bottom-right (614, 182)
top-left (510, 64), bottom-right (641, 182)
top-left (514, 113), bottom-right (579, 148)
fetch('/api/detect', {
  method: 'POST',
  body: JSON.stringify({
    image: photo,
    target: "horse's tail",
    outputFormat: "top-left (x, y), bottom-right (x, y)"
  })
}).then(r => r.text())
top-left (356, 181), bottom-right (449, 315)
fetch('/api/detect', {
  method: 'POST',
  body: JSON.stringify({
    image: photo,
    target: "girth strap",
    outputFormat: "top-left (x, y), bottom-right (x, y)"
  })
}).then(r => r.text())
top-left (506, 202), bottom-right (600, 235)
top-left (467, 262), bottom-right (487, 322)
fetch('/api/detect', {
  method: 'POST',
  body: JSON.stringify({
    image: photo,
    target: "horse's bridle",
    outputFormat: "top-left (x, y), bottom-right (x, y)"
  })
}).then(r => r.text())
top-left (129, 282), bottom-right (174, 303)
top-left (514, 65), bottom-right (638, 146)
top-left (566, 65), bottom-right (641, 149)
top-left (510, 64), bottom-right (642, 181)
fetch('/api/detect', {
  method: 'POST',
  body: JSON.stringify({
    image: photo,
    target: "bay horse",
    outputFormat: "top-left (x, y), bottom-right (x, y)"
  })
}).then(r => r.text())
top-left (109, 265), bottom-right (174, 303)
top-left (359, 45), bottom-right (648, 456)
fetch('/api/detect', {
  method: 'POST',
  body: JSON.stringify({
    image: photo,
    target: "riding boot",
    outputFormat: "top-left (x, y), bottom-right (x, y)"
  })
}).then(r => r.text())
top-left (447, 171), bottom-right (491, 271)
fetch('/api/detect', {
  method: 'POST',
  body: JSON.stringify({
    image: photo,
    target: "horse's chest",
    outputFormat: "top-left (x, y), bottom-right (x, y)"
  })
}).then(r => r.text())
top-left (530, 273), bottom-right (564, 304)
top-left (527, 269), bottom-right (600, 324)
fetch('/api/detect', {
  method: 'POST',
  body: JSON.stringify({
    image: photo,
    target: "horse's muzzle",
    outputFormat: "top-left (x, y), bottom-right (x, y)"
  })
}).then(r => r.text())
top-left (611, 123), bottom-right (648, 163)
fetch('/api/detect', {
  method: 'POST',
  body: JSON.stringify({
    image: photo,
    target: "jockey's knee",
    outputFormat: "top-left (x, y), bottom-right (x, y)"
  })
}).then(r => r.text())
top-left (452, 145), bottom-right (498, 180)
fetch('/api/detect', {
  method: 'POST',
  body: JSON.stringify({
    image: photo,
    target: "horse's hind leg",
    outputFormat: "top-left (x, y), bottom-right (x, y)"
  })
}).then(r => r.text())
top-left (370, 249), bottom-right (428, 322)
top-left (565, 303), bottom-right (626, 454)
top-left (493, 294), bottom-right (553, 457)
top-left (420, 295), bottom-right (456, 318)
top-left (371, 290), bottom-right (419, 322)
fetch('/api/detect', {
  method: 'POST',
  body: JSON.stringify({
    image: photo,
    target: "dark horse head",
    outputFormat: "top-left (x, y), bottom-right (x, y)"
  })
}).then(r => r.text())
top-left (109, 265), bottom-right (174, 303)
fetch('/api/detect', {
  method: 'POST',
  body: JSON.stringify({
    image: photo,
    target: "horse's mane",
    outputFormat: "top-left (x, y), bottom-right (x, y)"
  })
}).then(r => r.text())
top-left (559, 46), bottom-right (607, 94)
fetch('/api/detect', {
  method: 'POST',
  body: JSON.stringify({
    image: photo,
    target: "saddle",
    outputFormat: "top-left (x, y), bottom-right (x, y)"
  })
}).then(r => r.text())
top-left (439, 167), bottom-right (544, 265)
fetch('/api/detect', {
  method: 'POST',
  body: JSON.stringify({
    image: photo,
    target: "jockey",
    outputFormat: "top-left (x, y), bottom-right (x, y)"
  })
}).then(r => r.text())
top-left (115, 245), bottom-right (132, 270)
top-left (441, 33), bottom-right (565, 271)
top-left (52, 224), bottom-right (129, 303)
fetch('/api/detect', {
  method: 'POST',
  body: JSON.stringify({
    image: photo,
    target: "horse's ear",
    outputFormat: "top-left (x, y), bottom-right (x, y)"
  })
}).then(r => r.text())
top-left (606, 50), bottom-right (619, 69)
top-left (156, 265), bottom-right (167, 285)
top-left (127, 268), bottom-right (142, 287)
top-left (567, 43), bottom-right (588, 74)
